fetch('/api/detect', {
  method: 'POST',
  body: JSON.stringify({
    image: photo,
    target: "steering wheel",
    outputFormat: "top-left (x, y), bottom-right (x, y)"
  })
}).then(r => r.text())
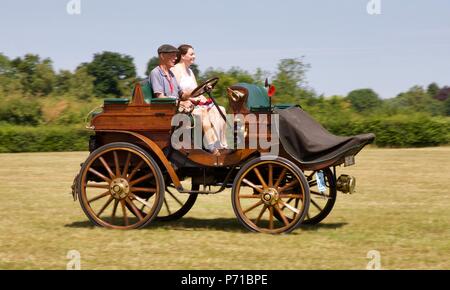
top-left (189, 77), bottom-right (228, 123)
top-left (189, 77), bottom-right (219, 98)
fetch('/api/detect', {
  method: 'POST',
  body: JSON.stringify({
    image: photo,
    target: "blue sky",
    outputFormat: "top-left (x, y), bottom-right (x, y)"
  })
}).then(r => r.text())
top-left (1, 0), bottom-right (449, 98)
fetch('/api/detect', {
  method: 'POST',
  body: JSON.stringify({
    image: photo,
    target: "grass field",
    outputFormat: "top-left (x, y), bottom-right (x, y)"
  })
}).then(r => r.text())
top-left (0, 147), bottom-right (449, 269)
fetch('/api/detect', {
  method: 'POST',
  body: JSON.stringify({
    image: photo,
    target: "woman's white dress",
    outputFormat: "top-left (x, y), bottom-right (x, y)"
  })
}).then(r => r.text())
top-left (178, 69), bottom-right (227, 150)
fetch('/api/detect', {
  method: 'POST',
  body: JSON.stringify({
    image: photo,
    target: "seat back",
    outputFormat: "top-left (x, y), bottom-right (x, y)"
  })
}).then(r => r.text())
top-left (234, 83), bottom-right (270, 111)
top-left (103, 98), bottom-right (129, 105)
top-left (132, 79), bottom-right (177, 105)
top-left (231, 83), bottom-right (297, 112)
top-left (139, 79), bottom-right (154, 104)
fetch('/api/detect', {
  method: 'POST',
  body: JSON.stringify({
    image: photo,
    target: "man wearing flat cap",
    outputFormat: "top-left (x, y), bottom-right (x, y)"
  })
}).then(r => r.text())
top-left (149, 44), bottom-right (190, 102)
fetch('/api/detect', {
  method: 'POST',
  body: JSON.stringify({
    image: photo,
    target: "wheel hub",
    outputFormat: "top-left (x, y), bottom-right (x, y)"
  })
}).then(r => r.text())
top-left (109, 178), bottom-right (130, 199)
top-left (261, 188), bottom-right (279, 205)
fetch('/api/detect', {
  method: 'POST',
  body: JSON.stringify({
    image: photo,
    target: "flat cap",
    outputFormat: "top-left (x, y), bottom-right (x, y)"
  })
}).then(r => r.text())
top-left (157, 44), bottom-right (178, 54)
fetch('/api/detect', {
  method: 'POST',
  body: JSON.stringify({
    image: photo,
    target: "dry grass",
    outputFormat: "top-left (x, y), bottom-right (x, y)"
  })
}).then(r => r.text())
top-left (0, 147), bottom-right (449, 269)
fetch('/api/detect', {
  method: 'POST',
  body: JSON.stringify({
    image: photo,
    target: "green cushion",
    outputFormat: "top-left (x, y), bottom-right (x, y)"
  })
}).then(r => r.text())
top-left (234, 83), bottom-right (270, 109)
top-left (139, 79), bottom-right (153, 104)
top-left (233, 83), bottom-right (297, 111)
top-left (150, 98), bottom-right (177, 104)
top-left (103, 98), bottom-right (130, 105)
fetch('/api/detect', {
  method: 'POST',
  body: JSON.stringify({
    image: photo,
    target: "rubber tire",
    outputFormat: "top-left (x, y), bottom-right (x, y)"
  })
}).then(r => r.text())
top-left (303, 168), bottom-right (337, 225)
top-left (156, 183), bottom-right (199, 221)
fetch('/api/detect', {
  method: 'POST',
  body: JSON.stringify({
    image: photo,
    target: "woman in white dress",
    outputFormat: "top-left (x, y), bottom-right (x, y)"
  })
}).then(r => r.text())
top-left (171, 44), bottom-right (227, 156)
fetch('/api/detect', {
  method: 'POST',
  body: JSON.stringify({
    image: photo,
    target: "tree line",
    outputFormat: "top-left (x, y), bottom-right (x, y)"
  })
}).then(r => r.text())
top-left (0, 51), bottom-right (449, 128)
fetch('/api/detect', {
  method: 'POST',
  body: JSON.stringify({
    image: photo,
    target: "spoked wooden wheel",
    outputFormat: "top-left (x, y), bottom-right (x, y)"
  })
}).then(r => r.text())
top-left (232, 157), bottom-right (310, 234)
top-left (77, 142), bottom-right (165, 229)
top-left (156, 183), bottom-right (198, 221)
top-left (275, 168), bottom-right (337, 225)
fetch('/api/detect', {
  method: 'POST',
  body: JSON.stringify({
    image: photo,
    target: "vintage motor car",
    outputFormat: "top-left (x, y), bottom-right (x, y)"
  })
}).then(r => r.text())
top-left (71, 77), bottom-right (375, 234)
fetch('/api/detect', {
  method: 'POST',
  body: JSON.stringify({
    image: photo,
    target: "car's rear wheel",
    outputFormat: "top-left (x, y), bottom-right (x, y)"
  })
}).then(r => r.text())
top-left (77, 142), bottom-right (164, 229)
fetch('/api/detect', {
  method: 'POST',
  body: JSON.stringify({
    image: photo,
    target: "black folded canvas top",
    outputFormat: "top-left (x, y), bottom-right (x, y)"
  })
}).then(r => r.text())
top-left (275, 106), bottom-right (375, 163)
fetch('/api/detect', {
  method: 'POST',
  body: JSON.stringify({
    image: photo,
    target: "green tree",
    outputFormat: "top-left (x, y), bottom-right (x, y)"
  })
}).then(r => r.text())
top-left (427, 82), bottom-right (440, 98)
top-left (11, 54), bottom-right (55, 96)
top-left (0, 97), bottom-right (42, 125)
top-left (55, 70), bottom-right (73, 94)
top-left (435, 87), bottom-right (450, 101)
top-left (389, 86), bottom-right (445, 116)
top-left (0, 53), bottom-right (13, 75)
top-left (0, 54), bottom-right (23, 97)
top-left (201, 67), bottom-right (255, 106)
top-left (346, 88), bottom-right (381, 113)
top-left (55, 67), bottom-right (95, 100)
top-left (86, 51), bottom-right (136, 97)
top-left (272, 58), bottom-right (314, 105)
top-left (253, 68), bottom-right (271, 86)
top-left (444, 98), bottom-right (450, 116)
top-left (70, 66), bottom-right (95, 100)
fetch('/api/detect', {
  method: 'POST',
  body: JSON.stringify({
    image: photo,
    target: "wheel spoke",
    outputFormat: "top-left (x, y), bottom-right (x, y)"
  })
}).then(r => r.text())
top-left (111, 199), bottom-right (119, 224)
top-left (242, 178), bottom-right (264, 194)
top-left (309, 180), bottom-right (317, 187)
top-left (254, 205), bottom-right (268, 226)
top-left (88, 191), bottom-right (110, 203)
top-left (278, 179), bottom-right (299, 193)
top-left (86, 183), bottom-right (109, 189)
top-left (129, 173), bottom-right (154, 187)
top-left (239, 194), bottom-right (261, 198)
top-left (279, 200), bottom-right (300, 215)
top-left (88, 168), bottom-right (111, 183)
top-left (163, 198), bottom-right (171, 215)
top-left (307, 171), bottom-right (315, 180)
top-left (279, 194), bottom-right (303, 199)
top-left (280, 198), bottom-right (294, 210)
top-left (122, 152), bottom-right (131, 178)
top-left (97, 196), bottom-right (114, 217)
top-left (268, 164), bottom-right (273, 187)
top-left (274, 203), bottom-right (289, 226)
top-left (131, 187), bottom-right (156, 193)
top-left (274, 168), bottom-right (287, 188)
top-left (126, 198), bottom-right (143, 220)
top-left (131, 194), bottom-right (153, 209)
top-left (113, 151), bottom-right (120, 177)
top-left (310, 190), bottom-right (331, 199)
top-left (166, 189), bottom-right (183, 207)
top-left (253, 168), bottom-right (268, 189)
top-left (311, 199), bottom-right (323, 212)
top-left (128, 160), bottom-right (144, 181)
top-left (99, 156), bottom-right (115, 179)
top-left (243, 200), bottom-right (264, 214)
top-left (269, 206), bottom-right (274, 229)
top-left (120, 200), bottom-right (128, 226)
